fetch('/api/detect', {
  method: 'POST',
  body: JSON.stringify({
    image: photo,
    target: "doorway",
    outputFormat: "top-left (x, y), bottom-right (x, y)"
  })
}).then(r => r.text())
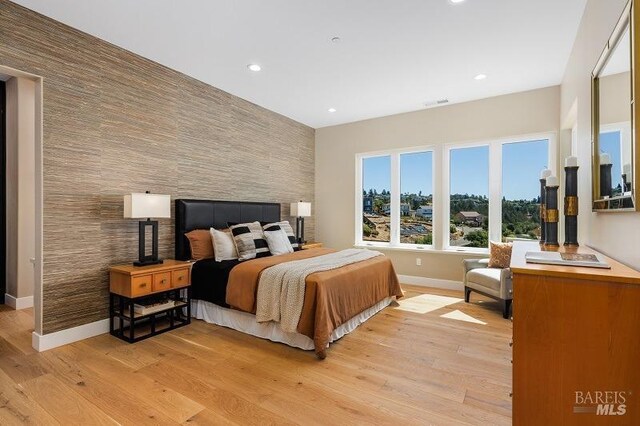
top-left (0, 65), bottom-right (43, 348)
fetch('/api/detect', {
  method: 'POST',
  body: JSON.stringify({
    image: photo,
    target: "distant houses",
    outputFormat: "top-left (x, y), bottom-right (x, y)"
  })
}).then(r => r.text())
top-left (455, 211), bottom-right (484, 226)
top-left (382, 203), bottom-right (410, 216)
top-left (415, 205), bottom-right (433, 219)
top-left (363, 196), bottom-right (374, 213)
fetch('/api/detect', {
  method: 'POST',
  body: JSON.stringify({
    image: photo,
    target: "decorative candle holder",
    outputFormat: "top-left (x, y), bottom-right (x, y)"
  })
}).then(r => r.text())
top-left (623, 163), bottom-right (632, 192)
top-left (600, 153), bottom-right (612, 199)
top-left (544, 176), bottom-right (560, 247)
top-left (564, 159), bottom-right (579, 246)
top-left (539, 169), bottom-right (552, 245)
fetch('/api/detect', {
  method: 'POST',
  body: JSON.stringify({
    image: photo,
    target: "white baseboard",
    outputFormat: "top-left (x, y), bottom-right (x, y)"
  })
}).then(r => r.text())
top-left (397, 275), bottom-right (464, 291)
top-left (4, 293), bottom-right (34, 310)
top-left (32, 318), bottom-right (109, 352)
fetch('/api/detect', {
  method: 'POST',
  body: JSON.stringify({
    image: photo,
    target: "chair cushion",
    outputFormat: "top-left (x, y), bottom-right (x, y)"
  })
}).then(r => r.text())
top-left (466, 268), bottom-right (503, 292)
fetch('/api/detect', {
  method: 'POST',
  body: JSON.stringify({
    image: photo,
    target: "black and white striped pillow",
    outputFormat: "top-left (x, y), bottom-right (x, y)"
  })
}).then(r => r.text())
top-left (228, 221), bottom-right (271, 261)
top-left (263, 221), bottom-right (300, 251)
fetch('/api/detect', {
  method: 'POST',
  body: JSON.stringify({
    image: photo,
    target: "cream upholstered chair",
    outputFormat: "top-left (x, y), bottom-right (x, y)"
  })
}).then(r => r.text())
top-left (463, 258), bottom-right (513, 319)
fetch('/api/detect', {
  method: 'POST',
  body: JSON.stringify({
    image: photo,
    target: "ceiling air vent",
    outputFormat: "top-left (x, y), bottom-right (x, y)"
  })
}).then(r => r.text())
top-left (424, 98), bottom-right (449, 108)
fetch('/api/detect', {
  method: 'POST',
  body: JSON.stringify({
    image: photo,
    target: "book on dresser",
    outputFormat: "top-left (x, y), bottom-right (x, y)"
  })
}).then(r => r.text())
top-left (524, 250), bottom-right (610, 269)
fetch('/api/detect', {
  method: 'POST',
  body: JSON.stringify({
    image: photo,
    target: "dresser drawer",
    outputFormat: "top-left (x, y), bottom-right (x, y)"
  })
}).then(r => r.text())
top-left (131, 275), bottom-right (152, 297)
top-left (153, 272), bottom-right (171, 292)
top-left (171, 268), bottom-right (189, 288)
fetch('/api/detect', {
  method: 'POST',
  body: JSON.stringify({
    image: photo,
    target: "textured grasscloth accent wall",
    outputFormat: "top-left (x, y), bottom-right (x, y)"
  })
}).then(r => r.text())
top-left (0, 1), bottom-right (315, 333)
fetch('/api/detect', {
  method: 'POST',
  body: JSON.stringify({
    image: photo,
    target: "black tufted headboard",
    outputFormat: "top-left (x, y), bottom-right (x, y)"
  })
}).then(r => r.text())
top-left (174, 199), bottom-right (281, 260)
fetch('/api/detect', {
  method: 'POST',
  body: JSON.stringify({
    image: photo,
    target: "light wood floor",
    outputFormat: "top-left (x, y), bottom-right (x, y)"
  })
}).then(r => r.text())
top-left (0, 286), bottom-right (512, 425)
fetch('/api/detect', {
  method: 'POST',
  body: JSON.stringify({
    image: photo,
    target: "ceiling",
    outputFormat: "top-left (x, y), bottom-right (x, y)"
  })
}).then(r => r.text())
top-left (12, 0), bottom-right (587, 128)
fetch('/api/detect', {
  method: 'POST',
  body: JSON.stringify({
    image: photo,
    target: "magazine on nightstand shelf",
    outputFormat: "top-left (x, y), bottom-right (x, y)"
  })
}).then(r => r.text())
top-left (133, 299), bottom-right (178, 315)
top-left (524, 251), bottom-right (611, 269)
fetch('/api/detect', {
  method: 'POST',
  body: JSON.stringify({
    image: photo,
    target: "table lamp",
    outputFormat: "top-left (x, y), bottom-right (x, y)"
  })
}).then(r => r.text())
top-left (290, 201), bottom-right (311, 244)
top-left (124, 192), bottom-right (171, 266)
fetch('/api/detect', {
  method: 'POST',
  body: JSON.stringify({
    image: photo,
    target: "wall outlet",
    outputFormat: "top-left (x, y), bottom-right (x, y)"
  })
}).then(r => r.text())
top-left (416, 258), bottom-right (422, 266)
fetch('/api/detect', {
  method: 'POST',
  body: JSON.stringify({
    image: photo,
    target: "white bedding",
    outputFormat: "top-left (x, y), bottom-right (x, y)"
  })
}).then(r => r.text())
top-left (191, 296), bottom-right (395, 350)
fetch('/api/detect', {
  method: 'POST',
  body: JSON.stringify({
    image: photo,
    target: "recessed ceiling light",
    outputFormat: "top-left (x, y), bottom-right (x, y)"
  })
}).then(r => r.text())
top-left (331, 36), bottom-right (341, 43)
top-left (328, 108), bottom-right (337, 113)
top-left (247, 64), bottom-right (261, 72)
top-left (474, 74), bottom-right (487, 80)
top-left (450, 0), bottom-right (466, 4)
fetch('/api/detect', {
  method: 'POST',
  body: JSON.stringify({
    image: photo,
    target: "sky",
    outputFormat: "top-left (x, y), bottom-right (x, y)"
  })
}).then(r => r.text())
top-left (363, 139), bottom-right (550, 200)
top-left (599, 131), bottom-right (623, 189)
top-left (502, 139), bottom-right (549, 200)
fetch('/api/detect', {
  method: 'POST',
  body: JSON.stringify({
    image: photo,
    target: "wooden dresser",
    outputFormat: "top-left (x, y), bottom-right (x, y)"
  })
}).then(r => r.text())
top-left (511, 241), bottom-right (640, 425)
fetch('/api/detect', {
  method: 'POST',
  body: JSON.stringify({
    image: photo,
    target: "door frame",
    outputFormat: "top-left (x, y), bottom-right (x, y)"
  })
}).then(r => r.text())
top-left (1, 80), bottom-right (6, 299)
top-left (0, 65), bottom-right (44, 340)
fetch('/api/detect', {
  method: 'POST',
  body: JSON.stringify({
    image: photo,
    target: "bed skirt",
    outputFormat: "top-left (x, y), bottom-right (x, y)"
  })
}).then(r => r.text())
top-left (191, 296), bottom-right (395, 350)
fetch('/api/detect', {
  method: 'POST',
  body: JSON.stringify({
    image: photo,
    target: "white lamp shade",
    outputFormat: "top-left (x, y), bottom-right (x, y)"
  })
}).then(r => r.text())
top-left (124, 193), bottom-right (171, 219)
top-left (545, 176), bottom-right (559, 187)
top-left (290, 201), bottom-right (311, 217)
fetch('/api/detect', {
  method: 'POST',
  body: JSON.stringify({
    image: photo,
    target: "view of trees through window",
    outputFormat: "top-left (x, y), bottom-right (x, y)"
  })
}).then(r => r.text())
top-left (359, 137), bottom-right (550, 249)
top-left (501, 139), bottom-right (549, 241)
top-left (400, 152), bottom-right (433, 245)
top-left (362, 156), bottom-right (391, 242)
top-left (449, 146), bottom-right (489, 248)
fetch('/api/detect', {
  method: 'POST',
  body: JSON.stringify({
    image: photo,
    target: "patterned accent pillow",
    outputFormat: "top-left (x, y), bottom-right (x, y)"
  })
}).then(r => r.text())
top-left (488, 241), bottom-right (513, 269)
top-left (263, 221), bottom-right (300, 250)
top-left (228, 221), bottom-right (270, 261)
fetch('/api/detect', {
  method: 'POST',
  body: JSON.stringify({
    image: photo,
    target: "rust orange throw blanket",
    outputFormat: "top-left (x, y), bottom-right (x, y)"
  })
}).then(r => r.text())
top-left (226, 248), bottom-right (403, 354)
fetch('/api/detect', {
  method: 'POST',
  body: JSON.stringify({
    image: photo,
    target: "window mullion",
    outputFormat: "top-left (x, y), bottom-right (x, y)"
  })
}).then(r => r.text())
top-left (489, 142), bottom-right (502, 243)
top-left (355, 155), bottom-right (363, 245)
top-left (390, 153), bottom-right (401, 245)
top-left (438, 146), bottom-right (449, 251)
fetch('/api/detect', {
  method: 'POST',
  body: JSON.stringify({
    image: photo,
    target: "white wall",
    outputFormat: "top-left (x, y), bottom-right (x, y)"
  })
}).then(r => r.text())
top-left (560, 0), bottom-right (640, 268)
top-left (316, 86), bottom-right (560, 281)
top-left (5, 76), bottom-right (36, 304)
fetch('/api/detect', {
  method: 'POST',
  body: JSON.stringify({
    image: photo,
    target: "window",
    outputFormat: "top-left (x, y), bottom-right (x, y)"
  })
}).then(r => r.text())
top-left (357, 149), bottom-right (434, 247)
top-left (448, 146), bottom-right (489, 248)
top-left (400, 152), bottom-right (433, 245)
top-left (362, 155), bottom-right (391, 242)
top-left (356, 133), bottom-right (554, 252)
top-left (501, 139), bottom-right (549, 241)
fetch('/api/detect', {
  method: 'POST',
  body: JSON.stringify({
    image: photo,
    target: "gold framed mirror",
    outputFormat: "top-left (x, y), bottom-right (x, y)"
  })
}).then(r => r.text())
top-left (592, 0), bottom-right (638, 211)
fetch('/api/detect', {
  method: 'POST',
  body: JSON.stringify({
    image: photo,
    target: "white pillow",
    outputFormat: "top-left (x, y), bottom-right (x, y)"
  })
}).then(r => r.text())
top-left (210, 228), bottom-right (238, 262)
top-left (263, 227), bottom-right (294, 256)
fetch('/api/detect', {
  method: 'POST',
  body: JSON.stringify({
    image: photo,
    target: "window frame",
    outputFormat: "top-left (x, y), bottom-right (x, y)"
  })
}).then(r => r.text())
top-left (442, 132), bottom-right (557, 252)
top-left (355, 146), bottom-right (436, 250)
top-left (354, 132), bottom-right (557, 254)
top-left (442, 141), bottom-right (492, 253)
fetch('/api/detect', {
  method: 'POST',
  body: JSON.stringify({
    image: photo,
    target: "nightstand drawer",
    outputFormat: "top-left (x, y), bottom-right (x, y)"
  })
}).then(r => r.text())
top-left (131, 275), bottom-right (152, 297)
top-left (153, 272), bottom-right (171, 292)
top-left (171, 268), bottom-right (189, 288)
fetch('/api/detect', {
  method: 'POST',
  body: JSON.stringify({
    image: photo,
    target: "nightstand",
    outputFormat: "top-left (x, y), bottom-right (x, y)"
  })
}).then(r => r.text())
top-left (109, 259), bottom-right (192, 343)
top-left (301, 242), bottom-right (323, 250)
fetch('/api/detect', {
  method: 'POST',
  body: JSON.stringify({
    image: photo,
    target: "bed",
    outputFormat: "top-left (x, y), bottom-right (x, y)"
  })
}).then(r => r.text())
top-left (175, 199), bottom-right (403, 358)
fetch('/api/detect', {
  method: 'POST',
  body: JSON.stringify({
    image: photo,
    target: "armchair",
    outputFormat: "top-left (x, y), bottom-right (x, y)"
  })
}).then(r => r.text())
top-left (463, 258), bottom-right (513, 319)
